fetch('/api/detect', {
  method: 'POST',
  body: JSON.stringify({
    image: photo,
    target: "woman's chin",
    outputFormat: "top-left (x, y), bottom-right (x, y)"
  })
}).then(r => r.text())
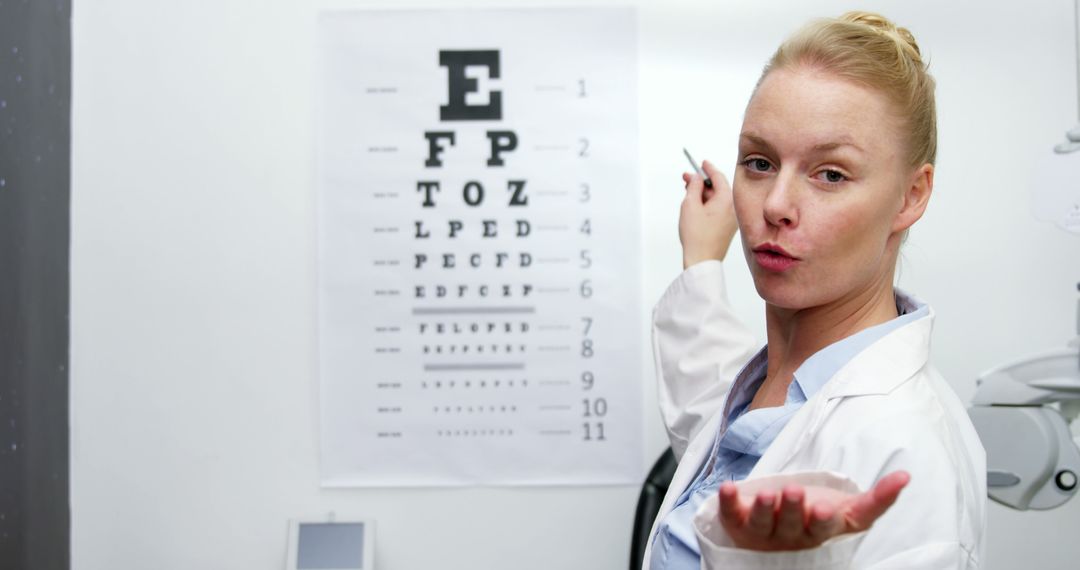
top-left (752, 278), bottom-right (821, 311)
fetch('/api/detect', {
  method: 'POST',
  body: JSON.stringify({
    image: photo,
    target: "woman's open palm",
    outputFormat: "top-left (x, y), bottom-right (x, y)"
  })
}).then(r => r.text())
top-left (717, 471), bottom-right (911, 551)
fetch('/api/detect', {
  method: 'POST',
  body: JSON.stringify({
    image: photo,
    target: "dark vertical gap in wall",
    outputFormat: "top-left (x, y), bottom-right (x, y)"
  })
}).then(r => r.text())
top-left (0, 1), bottom-right (72, 569)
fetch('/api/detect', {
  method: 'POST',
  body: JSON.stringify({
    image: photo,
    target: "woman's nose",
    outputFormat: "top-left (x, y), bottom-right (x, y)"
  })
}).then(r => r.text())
top-left (762, 171), bottom-right (798, 228)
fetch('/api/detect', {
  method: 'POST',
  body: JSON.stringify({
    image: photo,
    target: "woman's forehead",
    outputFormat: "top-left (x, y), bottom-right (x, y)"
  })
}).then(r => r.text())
top-left (741, 67), bottom-right (900, 154)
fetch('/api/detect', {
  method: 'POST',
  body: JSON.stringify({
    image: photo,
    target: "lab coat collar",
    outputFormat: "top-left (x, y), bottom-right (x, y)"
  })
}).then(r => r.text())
top-left (790, 289), bottom-right (927, 401)
top-left (749, 290), bottom-right (936, 475)
top-left (821, 289), bottom-right (934, 399)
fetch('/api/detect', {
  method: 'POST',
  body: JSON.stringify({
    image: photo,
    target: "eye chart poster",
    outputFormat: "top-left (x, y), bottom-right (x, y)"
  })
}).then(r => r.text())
top-left (317, 8), bottom-right (640, 486)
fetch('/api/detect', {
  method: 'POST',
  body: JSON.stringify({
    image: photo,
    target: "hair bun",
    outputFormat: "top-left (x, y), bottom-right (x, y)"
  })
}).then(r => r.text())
top-left (760, 11), bottom-right (937, 166)
top-left (842, 10), bottom-right (922, 61)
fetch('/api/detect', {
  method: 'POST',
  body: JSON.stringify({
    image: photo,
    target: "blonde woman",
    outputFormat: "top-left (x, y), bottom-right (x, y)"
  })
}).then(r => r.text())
top-left (645, 12), bottom-right (986, 570)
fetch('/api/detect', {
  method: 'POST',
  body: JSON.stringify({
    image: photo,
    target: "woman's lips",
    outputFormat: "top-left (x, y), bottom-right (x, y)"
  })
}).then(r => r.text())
top-left (752, 243), bottom-right (799, 272)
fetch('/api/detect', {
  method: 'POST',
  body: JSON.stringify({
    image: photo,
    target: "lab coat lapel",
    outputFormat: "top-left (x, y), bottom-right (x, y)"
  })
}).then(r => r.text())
top-left (749, 310), bottom-right (935, 475)
top-left (645, 409), bottom-right (724, 550)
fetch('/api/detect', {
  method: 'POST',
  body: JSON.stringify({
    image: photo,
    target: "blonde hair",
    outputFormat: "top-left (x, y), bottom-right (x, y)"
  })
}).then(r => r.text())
top-left (759, 11), bottom-right (937, 167)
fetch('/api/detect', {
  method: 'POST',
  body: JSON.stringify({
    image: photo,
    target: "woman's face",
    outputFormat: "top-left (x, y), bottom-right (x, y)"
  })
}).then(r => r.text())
top-left (733, 65), bottom-right (920, 311)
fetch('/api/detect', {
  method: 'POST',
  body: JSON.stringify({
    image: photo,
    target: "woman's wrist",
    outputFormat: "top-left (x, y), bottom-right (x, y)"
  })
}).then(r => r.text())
top-left (683, 254), bottom-right (724, 270)
top-left (681, 231), bottom-right (738, 270)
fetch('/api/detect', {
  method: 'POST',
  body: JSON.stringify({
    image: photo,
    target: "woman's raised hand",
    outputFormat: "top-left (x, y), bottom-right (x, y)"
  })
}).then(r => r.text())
top-left (717, 471), bottom-right (911, 551)
top-left (679, 160), bottom-right (738, 269)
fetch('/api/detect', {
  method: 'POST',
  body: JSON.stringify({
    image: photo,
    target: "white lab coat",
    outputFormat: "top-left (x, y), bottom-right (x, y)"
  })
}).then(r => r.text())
top-left (643, 261), bottom-right (986, 570)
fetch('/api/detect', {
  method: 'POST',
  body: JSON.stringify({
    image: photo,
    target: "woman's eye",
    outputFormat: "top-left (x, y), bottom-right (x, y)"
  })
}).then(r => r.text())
top-left (745, 158), bottom-right (772, 172)
top-left (819, 169), bottom-right (846, 183)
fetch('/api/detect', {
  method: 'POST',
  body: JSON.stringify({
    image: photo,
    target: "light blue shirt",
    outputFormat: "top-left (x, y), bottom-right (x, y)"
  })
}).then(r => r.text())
top-left (649, 293), bottom-right (928, 570)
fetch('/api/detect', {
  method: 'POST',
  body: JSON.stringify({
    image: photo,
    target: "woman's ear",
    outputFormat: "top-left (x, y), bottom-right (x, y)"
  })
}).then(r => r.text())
top-left (893, 163), bottom-right (933, 233)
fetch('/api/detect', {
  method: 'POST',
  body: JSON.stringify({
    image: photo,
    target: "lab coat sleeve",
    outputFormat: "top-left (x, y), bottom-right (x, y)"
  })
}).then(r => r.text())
top-left (651, 260), bottom-right (759, 460)
top-left (841, 404), bottom-right (984, 570)
top-left (691, 471), bottom-right (870, 570)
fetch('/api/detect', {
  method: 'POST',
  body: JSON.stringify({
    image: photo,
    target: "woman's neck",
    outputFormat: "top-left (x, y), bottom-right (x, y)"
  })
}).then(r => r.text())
top-left (750, 280), bottom-right (900, 410)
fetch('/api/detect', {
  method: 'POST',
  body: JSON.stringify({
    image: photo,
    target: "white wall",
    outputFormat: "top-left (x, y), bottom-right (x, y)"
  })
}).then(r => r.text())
top-left (72, 0), bottom-right (1080, 568)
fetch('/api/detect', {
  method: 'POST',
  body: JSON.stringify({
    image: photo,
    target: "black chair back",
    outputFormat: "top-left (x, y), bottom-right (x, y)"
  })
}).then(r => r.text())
top-left (629, 447), bottom-right (678, 570)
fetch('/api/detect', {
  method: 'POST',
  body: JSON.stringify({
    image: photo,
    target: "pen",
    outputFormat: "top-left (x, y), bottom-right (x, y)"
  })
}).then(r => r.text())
top-left (683, 148), bottom-right (713, 189)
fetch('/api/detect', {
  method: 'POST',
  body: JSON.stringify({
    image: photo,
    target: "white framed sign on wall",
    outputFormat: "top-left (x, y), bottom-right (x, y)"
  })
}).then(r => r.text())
top-left (317, 7), bottom-right (641, 486)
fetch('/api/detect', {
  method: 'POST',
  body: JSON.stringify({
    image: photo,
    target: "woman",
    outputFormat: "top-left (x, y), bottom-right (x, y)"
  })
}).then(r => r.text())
top-left (645, 12), bottom-right (986, 570)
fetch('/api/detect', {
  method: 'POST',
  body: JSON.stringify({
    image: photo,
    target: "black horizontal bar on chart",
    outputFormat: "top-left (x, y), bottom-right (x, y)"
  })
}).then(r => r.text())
top-left (412, 306), bottom-right (535, 315)
top-left (423, 363), bottom-right (525, 371)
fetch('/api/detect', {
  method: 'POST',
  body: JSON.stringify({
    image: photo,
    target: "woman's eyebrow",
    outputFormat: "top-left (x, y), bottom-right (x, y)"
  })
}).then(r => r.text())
top-left (740, 133), bottom-right (865, 155)
top-left (738, 133), bottom-right (776, 154)
top-left (811, 140), bottom-right (865, 154)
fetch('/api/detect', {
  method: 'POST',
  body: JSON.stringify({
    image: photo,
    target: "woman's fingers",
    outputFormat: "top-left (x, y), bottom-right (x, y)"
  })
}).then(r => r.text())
top-left (773, 485), bottom-right (805, 541)
top-left (683, 171), bottom-right (705, 203)
top-left (718, 482), bottom-right (744, 526)
top-left (844, 471), bottom-right (911, 532)
top-left (807, 502), bottom-right (842, 542)
top-left (701, 160), bottom-right (727, 187)
top-left (746, 490), bottom-right (776, 536)
top-left (687, 160), bottom-right (729, 205)
top-left (718, 475), bottom-right (908, 551)
top-left (701, 161), bottom-right (731, 200)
